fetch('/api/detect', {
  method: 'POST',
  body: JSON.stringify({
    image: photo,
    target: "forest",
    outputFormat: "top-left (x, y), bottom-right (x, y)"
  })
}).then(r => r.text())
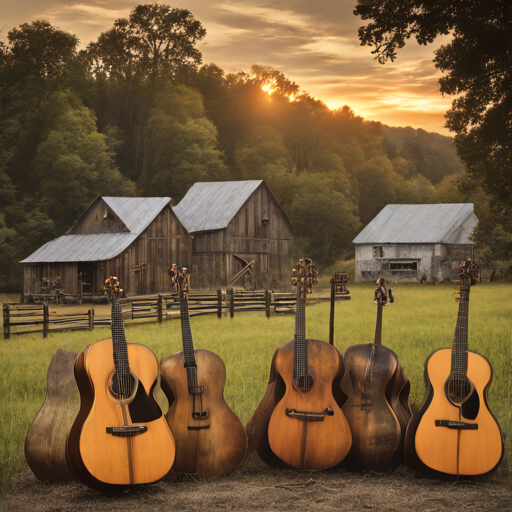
top-left (0, 4), bottom-right (509, 292)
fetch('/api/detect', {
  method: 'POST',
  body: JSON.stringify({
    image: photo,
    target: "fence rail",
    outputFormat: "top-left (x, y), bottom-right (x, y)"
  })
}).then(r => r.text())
top-left (3, 289), bottom-right (298, 339)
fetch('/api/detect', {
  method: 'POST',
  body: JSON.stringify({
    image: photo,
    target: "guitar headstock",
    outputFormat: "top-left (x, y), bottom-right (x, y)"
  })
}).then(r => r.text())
top-left (169, 264), bottom-right (189, 298)
top-left (292, 258), bottom-right (318, 298)
top-left (105, 276), bottom-right (123, 303)
top-left (459, 259), bottom-right (478, 289)
top-left (373, 277), bottom-right (394, 305)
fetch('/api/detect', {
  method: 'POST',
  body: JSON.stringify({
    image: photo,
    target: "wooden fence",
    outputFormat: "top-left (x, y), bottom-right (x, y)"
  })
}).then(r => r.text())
top-left (3, 290), bottom-right (297, 339)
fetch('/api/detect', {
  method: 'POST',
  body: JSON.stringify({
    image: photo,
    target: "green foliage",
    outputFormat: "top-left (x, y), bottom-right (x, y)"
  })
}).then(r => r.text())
top-left (33, 92), bottom-right (134, 233)
top-left (86, 4), bottom-right (206, 81)
top-left (142, 84), bottom-right (228, 199)
top-left (355, 0), bottom-right (512, 208)
top-left (287, 177), bottom-right (360, 267)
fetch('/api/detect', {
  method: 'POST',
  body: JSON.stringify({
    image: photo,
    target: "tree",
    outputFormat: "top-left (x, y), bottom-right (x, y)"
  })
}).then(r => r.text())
top-left (142, 84), bottom-right (228, 200)
top-left (33, 92), bottom-right (134, 233)
top-left (355, 0), bottom-right (512, 207)
top-left (86, 4), bottom-right (206, 81)
top-left (286, 177), bottom-right (360, 268)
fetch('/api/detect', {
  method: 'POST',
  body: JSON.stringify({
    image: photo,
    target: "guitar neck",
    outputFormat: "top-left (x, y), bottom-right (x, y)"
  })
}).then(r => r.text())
top-left (451, 283), bottom-right (470, 375)
top-left (374, 301), bottom-right (383, 345)
top-left (111, 300), bottom-right (131, 377)
top-left (293, 286), bottom-right (307, 380)
top-left (179, 296), bottom-right (197, 368)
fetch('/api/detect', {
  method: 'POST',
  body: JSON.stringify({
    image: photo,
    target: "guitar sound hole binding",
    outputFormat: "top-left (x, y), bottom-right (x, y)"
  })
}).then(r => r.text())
top-left (445, 375), bottom-right (473, 405)
top-left (294, 374), bottom-right (314, 393)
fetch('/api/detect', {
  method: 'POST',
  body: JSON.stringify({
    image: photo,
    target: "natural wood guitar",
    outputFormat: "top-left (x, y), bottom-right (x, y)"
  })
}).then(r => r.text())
top-left (67, 286), bottom-right (175, 493)
top-left (267, 258), bottom-right (352, 470)
top-left (160, 266), bottom-right (247, 478)
top-left (404, 260), bottom-right (504, 477)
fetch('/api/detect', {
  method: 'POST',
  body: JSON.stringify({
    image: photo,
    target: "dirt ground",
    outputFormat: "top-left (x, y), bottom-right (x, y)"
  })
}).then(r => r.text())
top-left (2, 454), bottom-right (511, 512)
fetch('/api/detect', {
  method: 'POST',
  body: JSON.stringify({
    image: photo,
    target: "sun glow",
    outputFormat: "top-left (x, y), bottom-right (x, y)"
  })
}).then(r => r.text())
top-left (260, 80), bottom-right (298, 102)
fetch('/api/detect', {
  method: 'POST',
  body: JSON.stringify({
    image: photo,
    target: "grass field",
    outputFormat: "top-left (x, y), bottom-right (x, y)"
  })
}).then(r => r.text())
top-left (1, 282), bottom-right (511, 479)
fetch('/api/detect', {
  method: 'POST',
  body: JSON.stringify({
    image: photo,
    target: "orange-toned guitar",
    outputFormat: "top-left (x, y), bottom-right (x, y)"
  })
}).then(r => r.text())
top-left (67, 285), bottom-right (175, 493)
top-left (267, 259), bottom-right (352, 470)
top-left (405, 260), bottom-right (504, 477)
top-left (160, 266), bottom-right (247, 478)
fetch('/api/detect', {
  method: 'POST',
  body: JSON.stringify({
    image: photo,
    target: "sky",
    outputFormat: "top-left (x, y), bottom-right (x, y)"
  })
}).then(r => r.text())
top-left (0, 0), bottom-right (453, 135)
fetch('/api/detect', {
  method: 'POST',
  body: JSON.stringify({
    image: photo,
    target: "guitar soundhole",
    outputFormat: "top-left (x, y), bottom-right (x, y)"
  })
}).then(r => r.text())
top-left (446, 375), bottom-right (472, 404)
top-left (294, 374), bottom-right (314, 393)
top-left (109, 372), bottom-right (136, 400)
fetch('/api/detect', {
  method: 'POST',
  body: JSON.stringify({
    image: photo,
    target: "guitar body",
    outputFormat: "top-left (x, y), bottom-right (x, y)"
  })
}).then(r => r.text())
top-left (405, 348), bottom-right (504, 477)
top-left (67, 338), bottom-right (175, 493)
top-left (160, 348), bottom-right (247, 478)
top-left (341, 343), bottom-right (403, 470)
top-left (268, 339), bottom-right (352, 470)
top-left (25, 349), bottom-right (79, 483)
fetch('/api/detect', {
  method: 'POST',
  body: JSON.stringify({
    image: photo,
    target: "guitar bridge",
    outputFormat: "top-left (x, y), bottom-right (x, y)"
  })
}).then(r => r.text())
top-left (285, 407), bottom-right (334, 421)
top-left (106, 426), bottom-right (148, 437)
top-left (435, 420), bottom-right (478, 430)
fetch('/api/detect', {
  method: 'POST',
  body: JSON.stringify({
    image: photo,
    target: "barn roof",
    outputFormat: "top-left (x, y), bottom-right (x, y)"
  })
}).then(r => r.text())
top-left (174, 180), bottom-right (265, 233)
top-left (21, 197), bottom-right (171, 263)
top-left (353, 203), bottom-right (477, 245)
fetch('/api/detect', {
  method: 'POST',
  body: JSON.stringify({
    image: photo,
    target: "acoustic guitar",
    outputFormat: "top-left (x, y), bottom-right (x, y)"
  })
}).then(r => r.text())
top-left (160, 265), bottom-right (247, 478)
top-left (267, 258), bottom-right (352, 470)
top-left (405, 260), bottom-right (504, 477)
top-left (341, 278), bottom-right (411, 470)
top-left (67, 285), bottom-right (175, 493)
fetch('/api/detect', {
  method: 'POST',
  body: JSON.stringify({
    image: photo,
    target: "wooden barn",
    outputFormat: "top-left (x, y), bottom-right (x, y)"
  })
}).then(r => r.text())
top-left (353, 203), bottom-right (477, 282)
top-left (173, 180), bottom-right (294, 289)
top-left (21, 197), bottom-right (192, 299)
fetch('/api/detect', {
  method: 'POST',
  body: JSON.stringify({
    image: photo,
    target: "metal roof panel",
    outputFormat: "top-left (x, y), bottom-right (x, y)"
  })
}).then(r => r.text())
top-left (174, 181), bottom-right (264, 233)
top-left (20, 233), bottom-right (138, 263)
top-left (353, 203), bottom-right (477, 244)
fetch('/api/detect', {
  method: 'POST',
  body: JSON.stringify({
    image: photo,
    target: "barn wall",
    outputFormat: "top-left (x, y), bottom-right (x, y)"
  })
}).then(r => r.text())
top-left (191, 184), bottom-right (294, 289)
top-left (23, 263), bottom-right (79, 295)
top-left (103, 205), bottom-right (192, 296)
top-left (355, 243), bottom-right (474, 282)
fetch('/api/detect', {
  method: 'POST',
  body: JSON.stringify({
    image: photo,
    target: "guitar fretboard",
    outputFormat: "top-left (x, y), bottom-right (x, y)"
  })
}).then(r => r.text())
top-left (293, 288), bottom-right (307, 381)
top-left (112, 301), bottom-right (130, 374)
top-left (451, 284), bottom-right (470, 375)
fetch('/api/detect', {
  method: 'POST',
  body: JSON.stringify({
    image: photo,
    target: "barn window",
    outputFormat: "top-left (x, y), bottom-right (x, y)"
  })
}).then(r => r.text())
top-left (372, 246), bottom-right (383, 258)
top-left (389, 261), bottom-right (418, 271)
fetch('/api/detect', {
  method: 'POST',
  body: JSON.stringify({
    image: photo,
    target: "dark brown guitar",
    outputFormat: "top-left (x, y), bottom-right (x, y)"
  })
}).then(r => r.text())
top-left (341, 278), bottom-right (411, 470)
top-left (405, 261), bottom-right (504, 477)
top-left (25, 349), bottom-right (79, 483)
top-left (266, 258), bottom-right (352, 470)
top-left (160, 266), bottom-right (247, 478)
top-left (67, 286), bottom-right (175, 493)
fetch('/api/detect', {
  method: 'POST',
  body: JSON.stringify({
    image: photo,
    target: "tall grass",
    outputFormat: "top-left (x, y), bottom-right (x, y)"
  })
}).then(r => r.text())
top-left (1, 282), bottom-right (511, 478)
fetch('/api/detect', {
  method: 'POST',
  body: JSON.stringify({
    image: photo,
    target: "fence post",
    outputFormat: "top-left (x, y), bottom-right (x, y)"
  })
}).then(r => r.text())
top-left (227, 288), bottom-right (234, 318)
top-left (217, 289), bottom-right (222, 318)
top-left (157, 294), bottom-right (163, 323)
top-left (3, 304), bottom-right (10, 340)
top-left (88, 309), bottom-right (94, 330)
top-left (43, 302), bottom-right (49, 339)
top-left (265, 290), bottom-right (271, 318)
